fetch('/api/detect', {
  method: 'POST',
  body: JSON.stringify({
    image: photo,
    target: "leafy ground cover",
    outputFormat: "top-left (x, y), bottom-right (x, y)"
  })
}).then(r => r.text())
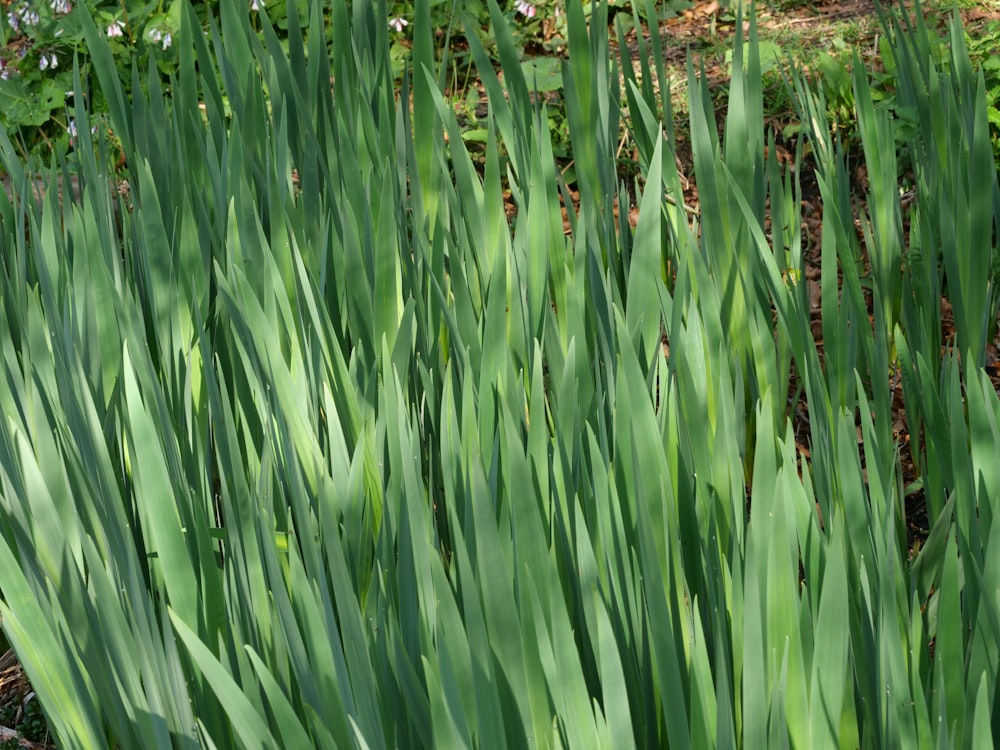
top-left (0, 0), bottom-right (999, 747)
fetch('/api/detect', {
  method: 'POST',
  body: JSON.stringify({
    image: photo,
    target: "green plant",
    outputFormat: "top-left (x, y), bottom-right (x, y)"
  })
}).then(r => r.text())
top-left (0, 1), bottom-right (997, 748)
top-left (0, 0), bottom-right (188, 155)
top-left (965, 20), bottom-right (1000, 161)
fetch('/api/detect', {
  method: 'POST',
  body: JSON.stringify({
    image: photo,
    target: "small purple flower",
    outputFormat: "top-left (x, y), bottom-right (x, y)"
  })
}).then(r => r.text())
top-left (515, 0), bottom-right (536, 18)
top-left (388, 16), bottom-right (408, 33)
top-left (107, 19), bottom-right (124, 38)
top-left (40, 53), bottom-right (57, 71)
top-left (23, 9), bottom-right (40, 26)
top-left (50, 0), bottom-right (72, 14)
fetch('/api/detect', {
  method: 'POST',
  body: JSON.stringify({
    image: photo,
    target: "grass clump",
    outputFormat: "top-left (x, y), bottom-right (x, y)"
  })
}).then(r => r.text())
top-left (0, 0), bottom-right (998, 748)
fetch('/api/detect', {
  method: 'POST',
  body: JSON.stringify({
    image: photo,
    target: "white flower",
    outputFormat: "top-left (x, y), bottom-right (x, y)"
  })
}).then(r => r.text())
top-left (68, 119), bottom-right (98, 140)
top-left (388, 16), bottom-right (408, 33)
top-left (148, 28), bottom-right (172, 50)
top-left (107, 19), bottom-right (124, 38)
top-left (250, 0), bottom-right (261, 11)
top-left (515, 0), bottom-right (536, 18)
top-left (50, 0), bottom-right (72, 14)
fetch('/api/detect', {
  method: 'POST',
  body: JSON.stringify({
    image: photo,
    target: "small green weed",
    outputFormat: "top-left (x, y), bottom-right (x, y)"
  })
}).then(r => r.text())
top-left (0, 691), bottom-right (50, 746)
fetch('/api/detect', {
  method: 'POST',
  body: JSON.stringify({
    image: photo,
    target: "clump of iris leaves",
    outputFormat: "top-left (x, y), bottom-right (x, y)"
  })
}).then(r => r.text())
top-left (0, 0), bottom-right (999, 748)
